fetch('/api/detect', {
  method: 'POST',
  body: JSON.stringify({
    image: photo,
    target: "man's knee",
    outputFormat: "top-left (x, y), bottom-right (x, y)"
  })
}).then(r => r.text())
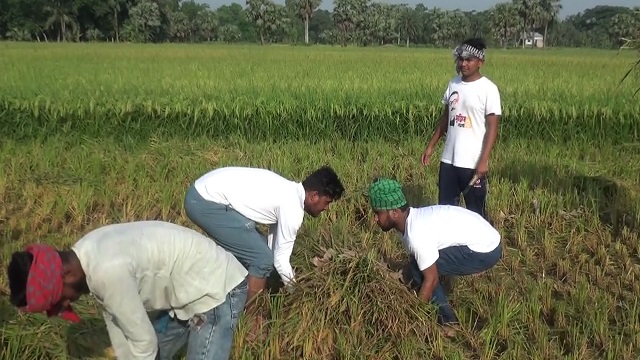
top-left (247, 253), bottom-right (274, 279)
top-left (183, 185), bottom-right (202, 214)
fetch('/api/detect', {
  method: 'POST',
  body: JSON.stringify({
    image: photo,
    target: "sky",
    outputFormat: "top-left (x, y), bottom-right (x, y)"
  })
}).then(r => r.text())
top-left (201, 0), bottom-right (638, 19)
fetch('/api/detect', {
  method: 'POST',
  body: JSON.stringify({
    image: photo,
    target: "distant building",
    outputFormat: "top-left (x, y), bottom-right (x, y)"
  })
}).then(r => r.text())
top-left (519, 31), bottom-right (544, 48)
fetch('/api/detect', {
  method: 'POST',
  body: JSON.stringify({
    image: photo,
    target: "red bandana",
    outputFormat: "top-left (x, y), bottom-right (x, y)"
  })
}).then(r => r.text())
top-left (23, 244), bottom-right (81, 323)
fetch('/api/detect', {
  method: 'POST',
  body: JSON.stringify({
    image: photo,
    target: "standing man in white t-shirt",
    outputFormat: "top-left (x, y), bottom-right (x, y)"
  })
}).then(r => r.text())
top-left (367, 178), bottom-right (502, 335)
top-left (421, 38), bottom-right (502, 220)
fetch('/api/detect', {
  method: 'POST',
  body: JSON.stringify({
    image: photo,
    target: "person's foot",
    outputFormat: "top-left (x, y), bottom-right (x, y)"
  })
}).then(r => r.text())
top-left (439, 323), bottom-right (458, 338)
top-left (437, 314), bottom-right (459, 338)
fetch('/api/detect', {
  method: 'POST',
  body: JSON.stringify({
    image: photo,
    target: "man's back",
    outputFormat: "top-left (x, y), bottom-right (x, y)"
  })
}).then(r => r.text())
top-left (193, 166), bottom-right (305, 225)
top-left (72, 221), bottom-right (248, 319)
top-left (404, 205), bottom-right (500, 253)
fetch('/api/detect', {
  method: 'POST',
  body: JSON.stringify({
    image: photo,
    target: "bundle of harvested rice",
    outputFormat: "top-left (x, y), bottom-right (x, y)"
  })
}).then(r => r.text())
top-left (233, 246), bottom-right (448, 360)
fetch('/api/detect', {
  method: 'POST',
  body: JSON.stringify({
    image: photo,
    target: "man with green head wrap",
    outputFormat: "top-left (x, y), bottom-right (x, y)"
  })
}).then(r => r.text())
top-left (368, 177), bottom-right (502, 334)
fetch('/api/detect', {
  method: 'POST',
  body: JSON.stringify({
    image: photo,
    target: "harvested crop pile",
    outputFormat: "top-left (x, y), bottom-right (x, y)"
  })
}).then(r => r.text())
top-left (233, 246), bottom-right (447, 360)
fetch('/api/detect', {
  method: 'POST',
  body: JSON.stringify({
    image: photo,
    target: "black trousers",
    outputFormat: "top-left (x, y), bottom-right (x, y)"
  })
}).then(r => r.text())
top-left (438, 161), bottom-right (488, 219)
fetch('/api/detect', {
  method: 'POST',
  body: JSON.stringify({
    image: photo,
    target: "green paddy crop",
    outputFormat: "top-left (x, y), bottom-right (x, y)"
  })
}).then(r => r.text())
top-left (1, 43), bottom-right (639, 143)
top-left (1, 42), bottom-right (639, 359)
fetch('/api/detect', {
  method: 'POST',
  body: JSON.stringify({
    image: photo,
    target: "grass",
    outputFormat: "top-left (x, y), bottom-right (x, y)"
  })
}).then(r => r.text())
top-left (1, 42), bottom-right (639, 359)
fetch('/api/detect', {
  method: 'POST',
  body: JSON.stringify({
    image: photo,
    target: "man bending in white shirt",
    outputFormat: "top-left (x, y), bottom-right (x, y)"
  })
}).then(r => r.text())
top-left (421, 37), bottom-right (502, 220)
top-left (183, 165), bottom-right (345, 338)
top-left (367, 178), bottom-right (502, 335)
top-left (6, 221), bottom-right (249, 360)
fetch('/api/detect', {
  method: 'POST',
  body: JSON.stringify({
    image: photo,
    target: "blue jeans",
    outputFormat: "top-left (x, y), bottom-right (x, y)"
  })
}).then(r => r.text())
top-left (407, 244), bottom-right (502, 325)
top-left (184, 184), bottom-right (274, 279)
top-left (153, 279), bottom-right (248, 360)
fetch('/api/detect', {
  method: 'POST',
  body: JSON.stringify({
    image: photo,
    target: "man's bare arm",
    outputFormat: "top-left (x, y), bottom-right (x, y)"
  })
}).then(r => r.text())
top-left (475, 114), bottom-right (500, 177)
top-left (427, 105), bottom-right (449, 149)
top-left (417, 263), bottom-right (440, 302)
top-left (479, 114), bottom-right (499, 163)
top-left (422, 105), bottom-right (449, 165)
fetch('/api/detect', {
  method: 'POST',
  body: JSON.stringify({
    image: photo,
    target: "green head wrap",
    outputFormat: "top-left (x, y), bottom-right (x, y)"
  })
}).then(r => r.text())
top-left (368, 178), bottom-right (407, 210)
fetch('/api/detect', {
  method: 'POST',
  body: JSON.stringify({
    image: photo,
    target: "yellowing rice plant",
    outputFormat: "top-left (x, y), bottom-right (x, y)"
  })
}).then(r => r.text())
top-left (0, 42), bottom-right (639, 359)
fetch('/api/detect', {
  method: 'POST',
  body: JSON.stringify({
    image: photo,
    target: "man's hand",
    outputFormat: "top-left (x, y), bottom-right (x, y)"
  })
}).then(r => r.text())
top-left (421, 146), bottom-right (434, 166)
top-left (246, 312), bottom-right (267, 343)
top-left (475, 158), bottom-right (489, 179)
top-left (284, 281), bottom-right (296, 294)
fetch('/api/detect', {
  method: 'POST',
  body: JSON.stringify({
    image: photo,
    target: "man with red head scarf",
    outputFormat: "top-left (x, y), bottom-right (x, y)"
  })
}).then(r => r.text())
top-left (7, 220), bottom-right (249, 360)
top-left (13, 243), bottom-right (83, 323)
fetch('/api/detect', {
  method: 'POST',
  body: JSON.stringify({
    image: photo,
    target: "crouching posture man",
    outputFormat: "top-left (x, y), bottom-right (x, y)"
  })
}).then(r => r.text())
top-left (367, 178), bottom-right (502, 333)
top-left (7, 221), bottom-right (249, 360)
top-left (183, 165), bottom-right (345, 338)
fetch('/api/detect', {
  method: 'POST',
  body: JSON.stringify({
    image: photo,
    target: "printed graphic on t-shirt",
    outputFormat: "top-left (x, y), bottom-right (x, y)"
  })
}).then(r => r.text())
top-left (450, 114), bottom-right (464, 128)
top-left (450, 114), bottom-right (473, 128)
top-left (448, 91), bottom-right (460, 111)
top-left (447, 91), bottom-right (472, 129)
top-left (464, 115), bottom-right (471, 128)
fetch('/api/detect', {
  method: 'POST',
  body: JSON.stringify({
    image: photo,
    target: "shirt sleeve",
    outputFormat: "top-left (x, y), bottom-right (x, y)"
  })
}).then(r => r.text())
top-left (485, 83), bottom-right (502, 116)
top-left (441, 84), bottom-right (450, 105)
top-left (103, 310), bottom-right (133, 359)
top-left (406, 225), bottom-right (440, 271)
top-left (92, 266), bottom-right (158, 360)
top-left (271, 206), bottom-right (304, 286)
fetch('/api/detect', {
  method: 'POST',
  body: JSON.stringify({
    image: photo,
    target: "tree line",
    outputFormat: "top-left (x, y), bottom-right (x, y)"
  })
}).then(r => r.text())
top-left (1, 0), bottom-right (638, 49)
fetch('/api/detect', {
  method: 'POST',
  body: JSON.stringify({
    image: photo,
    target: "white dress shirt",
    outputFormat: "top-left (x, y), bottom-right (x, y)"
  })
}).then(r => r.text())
top-left (194, 166), bottom-right (306, 285)
top-left (71, 221), bottom-right (248, 360)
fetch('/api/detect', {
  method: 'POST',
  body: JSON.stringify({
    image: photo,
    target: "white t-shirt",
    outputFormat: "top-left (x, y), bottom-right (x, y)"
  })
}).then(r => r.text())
top-left (440, 75), bottom-right (502, 169)
top-left (401, 205), bottom-right (501, 271)
top-left (193, 166), bottom-right (306, 285)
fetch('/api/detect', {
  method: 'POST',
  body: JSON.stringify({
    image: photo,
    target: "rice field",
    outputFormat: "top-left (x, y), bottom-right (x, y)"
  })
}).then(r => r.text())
top-left (1, 42), bottom-right (639, 360)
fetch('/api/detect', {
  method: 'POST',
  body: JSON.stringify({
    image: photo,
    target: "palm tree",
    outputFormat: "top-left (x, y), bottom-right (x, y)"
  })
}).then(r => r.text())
top-left (490, 2), bottom-right (519, 48)
top-left (44, 0), bottom-right (78, 42)
top-left (290, 0), bottom-right (322, 44)
top-left (539, 0), bottom-right (562, 47)
top-left (609, 13), bottom-right (639, 46)
top-left (398, 4), bottom-right (419, 47)
top-left (196, 10), bottom-right (218, 42)
top-left (513, 0), bottom-right (542, 48)
top-left (107, 0), bottom-right (126, 42)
